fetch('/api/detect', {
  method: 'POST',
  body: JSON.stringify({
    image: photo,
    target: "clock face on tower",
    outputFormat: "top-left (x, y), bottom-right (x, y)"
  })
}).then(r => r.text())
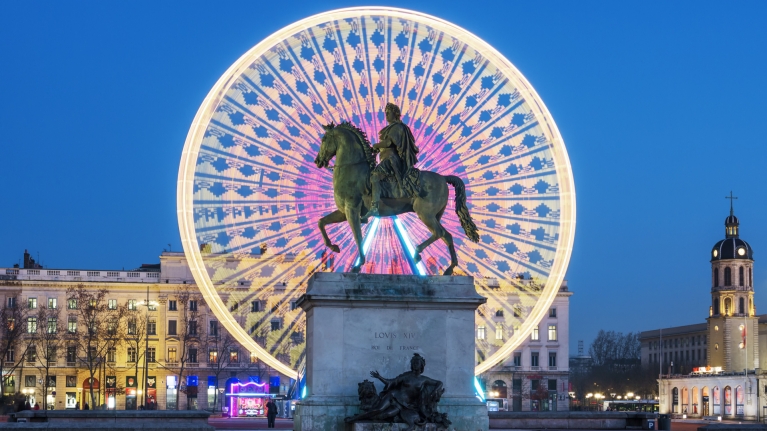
top-left (738, 247), bottom-right (746, 256)
top-left (713, 250), bottom-right (718, 258)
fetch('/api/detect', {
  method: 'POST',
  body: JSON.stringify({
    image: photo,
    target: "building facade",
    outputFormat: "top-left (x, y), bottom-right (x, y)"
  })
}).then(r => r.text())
top-left (480, 281), bottom-right (572, 411)
top-left (639, 206), bottom-right (764, 420)
top-left (0, 252), bottom-right (294, 412)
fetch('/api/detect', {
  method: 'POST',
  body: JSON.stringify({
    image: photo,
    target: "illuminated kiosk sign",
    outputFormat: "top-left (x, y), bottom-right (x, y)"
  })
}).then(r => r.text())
top-left (227, 381), bottom-right (272, 418)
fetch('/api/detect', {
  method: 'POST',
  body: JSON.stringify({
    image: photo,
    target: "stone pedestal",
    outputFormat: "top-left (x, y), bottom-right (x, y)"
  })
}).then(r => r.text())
top-left (294, 273), bottom-right (489, 431)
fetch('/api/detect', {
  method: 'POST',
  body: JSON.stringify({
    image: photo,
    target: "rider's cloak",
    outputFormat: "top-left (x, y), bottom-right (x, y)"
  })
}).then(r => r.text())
top-left (380, 120), bottom-right (419, 169)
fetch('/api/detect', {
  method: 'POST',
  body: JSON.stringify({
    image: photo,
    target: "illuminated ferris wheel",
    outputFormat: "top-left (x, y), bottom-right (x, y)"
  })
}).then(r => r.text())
top-left (177, 7), bottom-right (576, 378)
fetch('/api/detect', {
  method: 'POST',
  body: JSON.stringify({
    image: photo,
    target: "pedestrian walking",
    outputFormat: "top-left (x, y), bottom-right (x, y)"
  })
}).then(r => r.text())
top-left (265, 399), bottom-right (278, 428)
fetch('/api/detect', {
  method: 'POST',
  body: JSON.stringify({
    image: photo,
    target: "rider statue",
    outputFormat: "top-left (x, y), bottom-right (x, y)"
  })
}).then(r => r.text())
top-left (364, 102), bottom-right (421, 219)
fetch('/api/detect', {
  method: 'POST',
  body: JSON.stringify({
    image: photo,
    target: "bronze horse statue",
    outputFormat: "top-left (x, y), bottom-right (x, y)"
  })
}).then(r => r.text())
top-left (314, 122), bottom-right (479, 275)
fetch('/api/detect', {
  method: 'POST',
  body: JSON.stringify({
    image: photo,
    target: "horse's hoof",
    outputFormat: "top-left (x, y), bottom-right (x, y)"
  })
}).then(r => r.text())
top-left (414, 253), bottom-right (422, 264)
top-left (443, 267), bottom-right (454, 276)
top-left (329, 245), bottom-right (340, 253)
top-left (361, 217), bottom-right (369, 224)
top-left (351, 265), bottom-right (362, 273)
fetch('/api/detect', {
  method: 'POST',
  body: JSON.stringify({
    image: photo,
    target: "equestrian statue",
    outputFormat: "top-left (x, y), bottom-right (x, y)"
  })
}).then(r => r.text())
top-left (314, 102), bottom-right (479, 275)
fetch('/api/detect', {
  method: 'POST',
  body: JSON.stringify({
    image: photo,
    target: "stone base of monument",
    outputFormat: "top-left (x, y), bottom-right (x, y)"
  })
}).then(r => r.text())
top-left (7, 410), bottom-right (213, 430)
top-left (352, 422), bottom-right (448, 431)
top-left (294, 273), bottom-right (489, 431)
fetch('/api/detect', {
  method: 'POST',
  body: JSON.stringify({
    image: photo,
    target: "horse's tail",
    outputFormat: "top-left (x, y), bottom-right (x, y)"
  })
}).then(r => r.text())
top-left (444, 175), bottom-right (479, 243)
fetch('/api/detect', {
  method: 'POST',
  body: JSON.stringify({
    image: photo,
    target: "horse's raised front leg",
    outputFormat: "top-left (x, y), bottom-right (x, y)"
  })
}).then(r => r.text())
top-left (346, 207), bottom-right (365, 273)
top-left (318, 210), bottom-right (347, 253)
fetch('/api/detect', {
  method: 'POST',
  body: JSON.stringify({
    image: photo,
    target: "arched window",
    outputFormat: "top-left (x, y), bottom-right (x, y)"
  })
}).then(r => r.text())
top-left (724, 267), bottom-right (732, 286)
top-left (724, 297), bottom-right (731, 316)
top-left (692, 387), bottom-right (699, 414)
top-left (735, 386), bottom-right (743, 413)
top-left (495, 309), bottom-right (504, 317)
top-left (713, 386), bottom-right (721, 415)
top-left (491, 380), bottom-right (508, 398)
top-left (714, 268), bottom-right (719, 287)
top-left (739, 267), bottom-right (744, 286)
top-left (739, 297), bottom-right (745, 315)
top-left (672, 387), bottom-right (679, 413)
top-left (749, 268), bottom-right (752, 286)
top-left (714, 297), bottom-right (720, 315)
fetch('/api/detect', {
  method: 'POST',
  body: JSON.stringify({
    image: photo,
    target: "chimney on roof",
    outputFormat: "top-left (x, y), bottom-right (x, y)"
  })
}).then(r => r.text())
top-left (23, 250), bottom-right (31, 269)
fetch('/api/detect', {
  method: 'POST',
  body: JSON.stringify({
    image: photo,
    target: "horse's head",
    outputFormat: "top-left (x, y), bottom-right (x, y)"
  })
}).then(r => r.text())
top-left (314, 123), bottom-right (337, 169)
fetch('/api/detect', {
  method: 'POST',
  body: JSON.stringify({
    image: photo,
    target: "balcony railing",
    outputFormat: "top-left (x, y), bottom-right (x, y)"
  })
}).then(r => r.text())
top-left (1, 268), bottom-right (160, 283)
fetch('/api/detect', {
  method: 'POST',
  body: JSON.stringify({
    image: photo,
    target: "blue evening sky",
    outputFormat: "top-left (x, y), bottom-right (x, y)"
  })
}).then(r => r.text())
top-left (2, 1), bottom-right (766, 353)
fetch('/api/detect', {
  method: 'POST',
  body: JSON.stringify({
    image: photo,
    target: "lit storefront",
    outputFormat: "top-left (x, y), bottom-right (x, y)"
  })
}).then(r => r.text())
top-left (207, 376), bottom-right (219, 411)
top-left (146, 376), bottom-right (157, 409)
top-left (226, 380), bottom-right (272, 418)
top-left (44, 377), bottom-right (54, 409)
top-left (105, 376), bottom-right (116, 409)
top-left (125, 376), bottom-right (137, 410)
top-left (185, 376), bottom-right (198, 410)
top-left (82, 377), bottom-right (99, 409)
top-left (166, 376), bottom-right (177, 410)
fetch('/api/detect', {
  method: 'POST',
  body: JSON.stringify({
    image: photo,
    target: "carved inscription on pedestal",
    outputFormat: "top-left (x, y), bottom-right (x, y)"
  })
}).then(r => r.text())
top-left (371, 331), bottom-right (419, 351)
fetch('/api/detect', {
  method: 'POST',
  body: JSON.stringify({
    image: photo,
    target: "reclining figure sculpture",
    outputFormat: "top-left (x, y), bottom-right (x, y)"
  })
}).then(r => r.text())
top-left (345, 353), bottom-right (451, 431)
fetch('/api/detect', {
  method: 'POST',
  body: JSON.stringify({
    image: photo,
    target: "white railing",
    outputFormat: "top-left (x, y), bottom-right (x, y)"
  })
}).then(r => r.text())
top-left (1, 268), bottom-right (160, 283)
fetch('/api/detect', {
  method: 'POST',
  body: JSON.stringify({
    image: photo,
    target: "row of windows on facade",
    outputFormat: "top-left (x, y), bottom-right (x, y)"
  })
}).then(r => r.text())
top-left (21, 317), bottom-right (220, 335)
top-left (477, 324), bottom-right (557, 342)
top-left (712, 296), bottom-right (751, 316)
top-left (491, 378), bottom-right (559, 397)
top-left (21, 316), bottom-right (286, 336)
top-left (14, 297), bottom-right (197, 312)
top-left (485, 308), bottom-right (558, 319)
top-left (237, 301), bottom-right (299, 313)
top-left (648, 335), bottom-right (707, 350)
top-left (508, 351), bottom-right (559, 367)
top-left (16, 297), bottom-right (301, 316)
top-left (649, 349), bottom-right (707, 364)
top-left (713, 267), bottom-right (752, 288)
top-left (6, 344), bottom-right (256, 365)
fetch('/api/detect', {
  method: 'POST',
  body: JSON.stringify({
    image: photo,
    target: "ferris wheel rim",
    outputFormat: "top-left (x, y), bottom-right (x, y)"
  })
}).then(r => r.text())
top-left (177, 6), bottom-right (576, 378)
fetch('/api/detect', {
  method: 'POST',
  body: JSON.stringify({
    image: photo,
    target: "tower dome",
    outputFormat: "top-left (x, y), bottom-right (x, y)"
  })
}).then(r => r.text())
top-left (711, 195), bottom-right (753, 261)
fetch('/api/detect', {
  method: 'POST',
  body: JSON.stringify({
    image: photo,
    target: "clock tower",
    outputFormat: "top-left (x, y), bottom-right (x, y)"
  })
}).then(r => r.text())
top-left (707, 196), bottom-right (756, 372)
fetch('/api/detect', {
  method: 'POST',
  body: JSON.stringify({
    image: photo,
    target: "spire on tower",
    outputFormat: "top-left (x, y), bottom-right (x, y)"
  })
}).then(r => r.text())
top-left (726, 191), bottom-right (738, 216)
top-left (724, 192), bottom-right (740, 238)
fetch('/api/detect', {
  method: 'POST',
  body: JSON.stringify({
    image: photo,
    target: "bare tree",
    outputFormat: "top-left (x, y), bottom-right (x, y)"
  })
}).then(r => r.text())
top-left (167, 285), bottom-right (202, 410)
top-left (66, 285), bottom-right (126, 408)
top-left (205, 323), bottom-right (242, 412)
top-left (29, 305), bottom-right (64, 409)
top-left (0, 297), bottom-right (30, 398)
top-left (589, 330), bottom-right (640, 369)
top-left (123, 308), bottom-right (147, 408)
